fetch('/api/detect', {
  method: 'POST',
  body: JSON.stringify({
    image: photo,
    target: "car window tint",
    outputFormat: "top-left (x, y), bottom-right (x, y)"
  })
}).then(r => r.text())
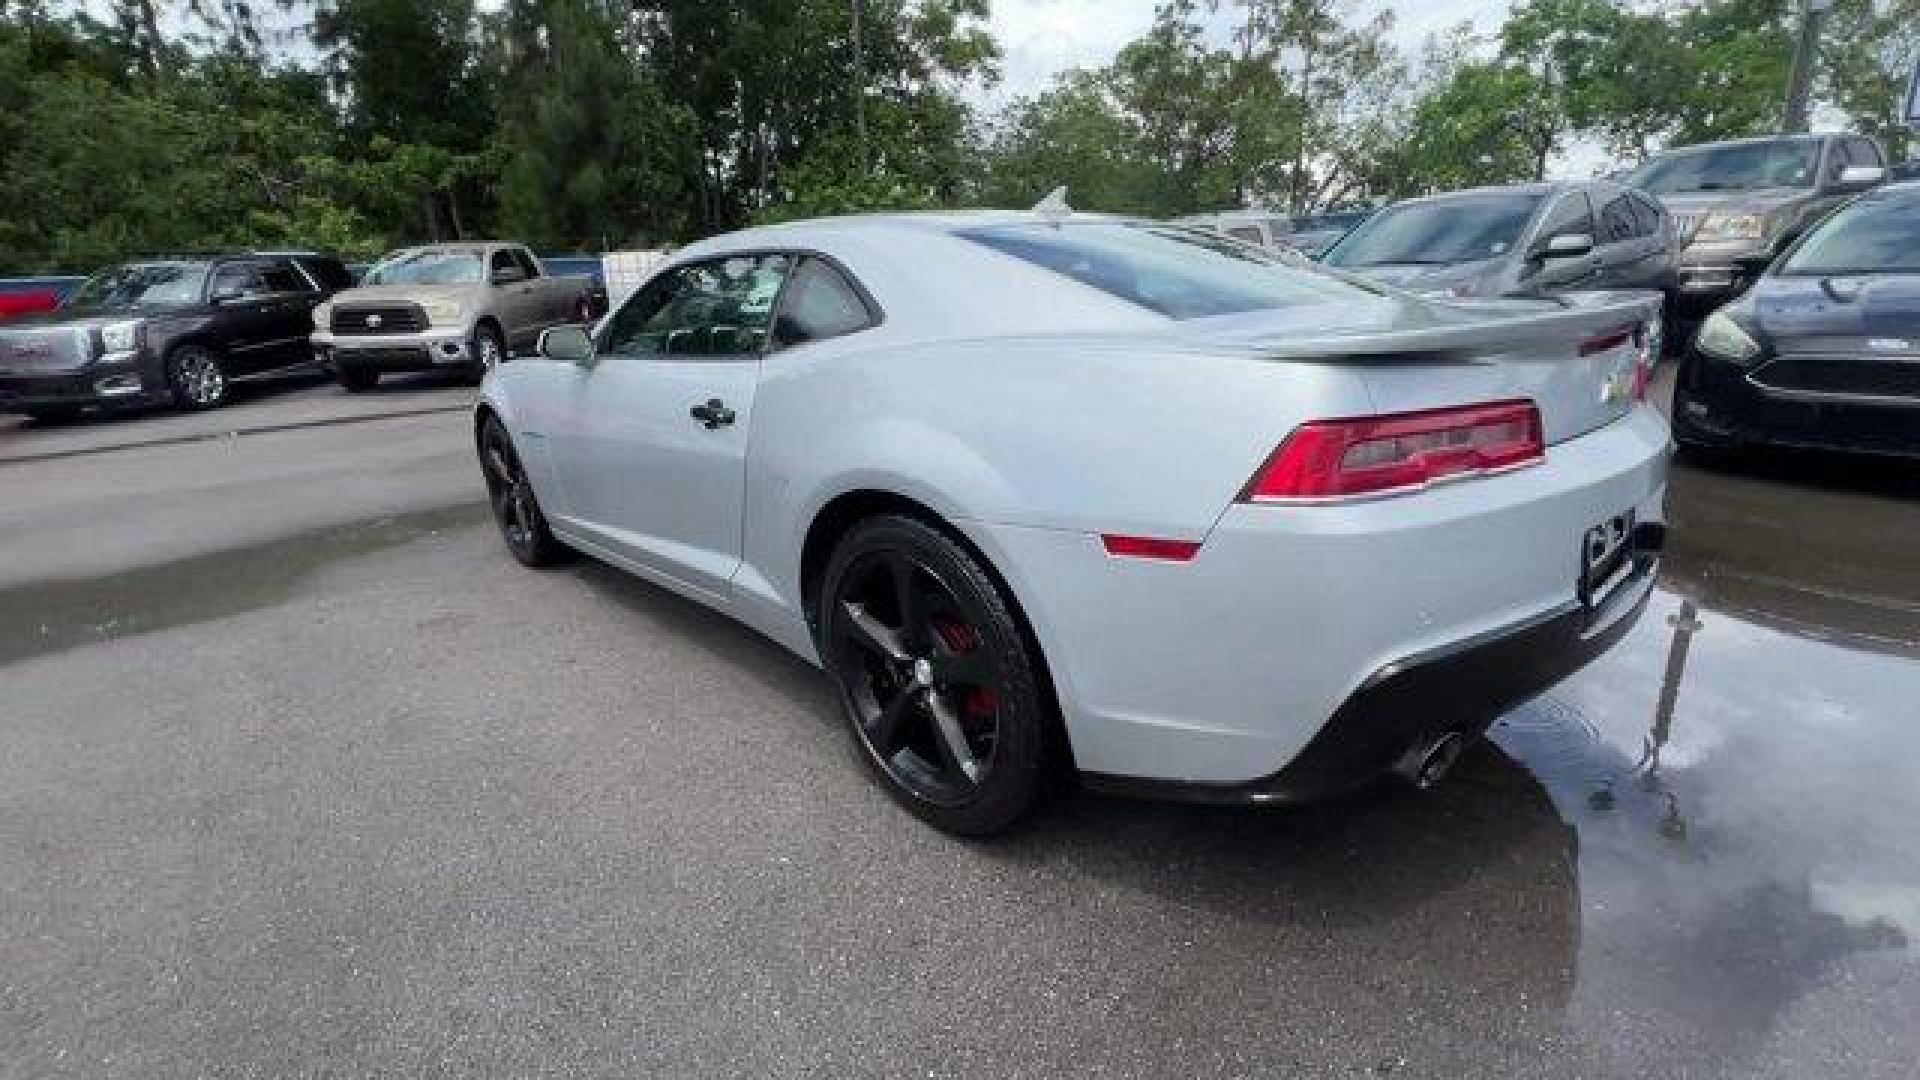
top-left (771, 258), bottom-right (875, 349)
top-left (961, 221), bottom-right (1379, 320)
top-left (1631, 194), bottom-right (1664, 238)
top-left (1226, 226), bottom-right (1265, 244)
top-left (1538, 192), bottom-right (1596, 241)
top-left (260, 261), bottom-right (308, 293)
top-left (1599, 195), bottom-right (1637, 243)
top-left (1851, 138), bottom-right (1883, 169)
top-left (1781, 193), bottom-right (1920, 275)
top-left (512, 249), bottom-right (541, 279)
top-left (1324, 192), bottom-right (1545, 267)
top-left (601, 254), bottom-right (792, 357)
top-left (489, 250), bottom-right (517, 278)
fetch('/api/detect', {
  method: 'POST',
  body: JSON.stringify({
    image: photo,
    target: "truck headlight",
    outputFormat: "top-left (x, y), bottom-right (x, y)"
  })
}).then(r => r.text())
top-left (100, 319), bottom-right (142, 354)
top-left (1696, 212), bottom-right (1766, 242)
top-left (420, 299), bottom-right (465, 326)
top-left (1696, 307), bottom-right (1761, 364)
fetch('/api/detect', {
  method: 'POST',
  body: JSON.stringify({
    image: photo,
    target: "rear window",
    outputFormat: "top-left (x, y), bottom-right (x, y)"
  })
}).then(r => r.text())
top-left (957, 221), bottom-right (1378, 320)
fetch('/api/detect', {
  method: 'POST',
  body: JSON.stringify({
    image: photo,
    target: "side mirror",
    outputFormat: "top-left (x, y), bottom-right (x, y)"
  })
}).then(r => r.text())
top-left (1839, 165), bottom-right (1885, 188)
top-left (1540, 232), bottom-right (1595, 260)
top-left (538, 324), bottom-right (594, 365)
top-left (492, 265), bottom-right (527, 286)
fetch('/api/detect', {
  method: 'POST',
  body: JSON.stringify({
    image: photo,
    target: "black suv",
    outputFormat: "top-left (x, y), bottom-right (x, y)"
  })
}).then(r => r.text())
top-left (0, 251), bottom-right (353, 419)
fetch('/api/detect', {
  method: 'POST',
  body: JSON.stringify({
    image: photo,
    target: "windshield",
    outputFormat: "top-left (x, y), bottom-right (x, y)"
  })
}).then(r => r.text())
top-left (1323, 194), bottom-right (1543, 268)
top-left (70, 262), bottom-right (209, 307)
top-left (958, 221), bottom-right (1379, 320)
top-left (365, 248), bottom-right (485, 286)
top-left (1780, 194), bottom-right (1920, 276)
top-left (1626, 140), bottom-right (1820, 195)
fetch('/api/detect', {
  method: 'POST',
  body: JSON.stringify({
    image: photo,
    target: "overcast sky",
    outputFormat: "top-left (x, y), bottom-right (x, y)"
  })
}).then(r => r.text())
top-left (983, 0), bottom-right (1520, 106)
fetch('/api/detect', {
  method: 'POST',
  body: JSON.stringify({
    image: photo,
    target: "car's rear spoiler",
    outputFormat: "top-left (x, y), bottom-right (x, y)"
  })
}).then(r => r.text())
top-left (1211, 292), bottom-right (1662, 364)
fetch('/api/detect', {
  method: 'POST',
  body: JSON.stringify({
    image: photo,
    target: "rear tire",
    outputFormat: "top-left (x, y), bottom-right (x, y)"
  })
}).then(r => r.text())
top-left (818, 514), bottom-right (1050, 836)
top-left (465, 324), bottom-right (505, 386)
top-left (338, 366), bottom-right (379, 393)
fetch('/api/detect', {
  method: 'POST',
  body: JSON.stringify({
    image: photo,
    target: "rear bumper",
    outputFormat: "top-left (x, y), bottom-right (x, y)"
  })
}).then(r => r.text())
top-left (1084, 539), bottom-right (1658, 803)
top-left (971, 406), bottom-right (1671, 790)
top-left (1676, 348), bottom-right (1920, 457)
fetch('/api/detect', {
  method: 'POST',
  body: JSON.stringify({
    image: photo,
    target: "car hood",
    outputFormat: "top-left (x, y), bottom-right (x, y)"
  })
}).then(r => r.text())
top-left (1750, 273), bottom-right (1920, 344)
top-left (328, 283), bottom-right (479, 306)
top-left (1343, 257), bottom-right (1507, 295)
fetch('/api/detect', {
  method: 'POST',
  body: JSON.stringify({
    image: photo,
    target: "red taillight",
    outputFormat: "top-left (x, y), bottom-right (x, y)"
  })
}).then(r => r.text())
top-left (1101, 534), bottom-right (1203, 562)
top-left (1242, 399), bottom-right (1545, 503)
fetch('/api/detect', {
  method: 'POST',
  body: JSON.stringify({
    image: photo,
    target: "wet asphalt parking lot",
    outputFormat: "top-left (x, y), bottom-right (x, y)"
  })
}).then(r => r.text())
top-left (2, 368), bottom-right (1917, 1078)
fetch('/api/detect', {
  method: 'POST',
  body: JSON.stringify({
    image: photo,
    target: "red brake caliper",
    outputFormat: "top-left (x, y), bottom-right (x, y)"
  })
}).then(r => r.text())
top-left (931, 617), bottom-right (999, 721)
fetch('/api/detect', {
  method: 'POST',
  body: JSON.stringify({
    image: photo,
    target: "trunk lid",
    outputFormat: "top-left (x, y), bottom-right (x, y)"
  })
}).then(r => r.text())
top-left (1181, 291), bottom-right (1659, 445)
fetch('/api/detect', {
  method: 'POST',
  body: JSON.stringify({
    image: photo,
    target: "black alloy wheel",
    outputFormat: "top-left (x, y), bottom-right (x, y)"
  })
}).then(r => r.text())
top-left (478, 416), bottom-right (567, 567)
top-left (820, 515), bottom-right (1049, 835)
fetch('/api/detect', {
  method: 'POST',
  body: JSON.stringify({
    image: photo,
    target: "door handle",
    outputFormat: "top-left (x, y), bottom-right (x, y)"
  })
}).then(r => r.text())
top-left (689, 398), bottom-right (735, 429)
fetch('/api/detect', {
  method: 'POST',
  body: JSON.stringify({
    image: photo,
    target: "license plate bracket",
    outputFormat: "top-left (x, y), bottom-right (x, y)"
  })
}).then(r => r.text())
top-left (1579, 509), bottom-right (1638, 612)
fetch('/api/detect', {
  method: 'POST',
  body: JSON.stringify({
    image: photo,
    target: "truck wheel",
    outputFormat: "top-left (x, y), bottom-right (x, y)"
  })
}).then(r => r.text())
top-left (465, 324), bottom-right (505, 386)
top-left (167, 344), bottom-right (229, 410)
top-left (338, 366), bottom-right (379, 393)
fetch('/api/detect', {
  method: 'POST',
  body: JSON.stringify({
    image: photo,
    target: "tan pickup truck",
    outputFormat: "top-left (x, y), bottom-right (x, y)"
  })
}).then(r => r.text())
top-left (311, 242), bottom-right (594, 390)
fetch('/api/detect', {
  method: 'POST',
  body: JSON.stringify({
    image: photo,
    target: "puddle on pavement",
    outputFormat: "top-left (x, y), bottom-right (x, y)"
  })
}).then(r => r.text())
top-left (0, 501), bottom-right (487, 666)
top-left (1490, 487), bottom-right (1920, 1065)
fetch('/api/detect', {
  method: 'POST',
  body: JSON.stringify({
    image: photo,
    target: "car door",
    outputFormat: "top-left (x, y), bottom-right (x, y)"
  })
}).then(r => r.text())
top-left (544, 252), bottom-right (792, 600)
top-left (1525, 190), bottom-right (1604, 292)
top-left (487, 248), bottom-right (540, 351)
top-left (512, 248), bottom-right (566, 328)
top-left (1595, 187), bottom-right (1667, 291)
top-left (254, 259), bottom-right (323, 364)
top-left (205, 261), bottom-right (288, 374)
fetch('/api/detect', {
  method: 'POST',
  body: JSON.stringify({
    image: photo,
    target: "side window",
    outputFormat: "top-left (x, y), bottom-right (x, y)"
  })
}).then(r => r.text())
top-left (1598, 195), bottom-right (1637, 244)
top-left (1851, 138), bottom-right (1884, 169)
top-left (1537, 192), bottom-right (1596, 243)
top-left (600, 254), bottom-right (792, 358)
top-left (296, 257), bottom-right (354, 291)
top-left (1632, 194), bottom-right (1665, 239)
top-left (771, 258), bottom-right (876, 350)
top-left (208, 262), bottom-right (265, 300)
top-left (1822, 141), bottom-right (1851, 184)
top-left (513, 248), bottom-right (542, 279)
top-left (489, 249), bottom-right (519, 283)
top-left (260, 260), bottom-right (309, 294)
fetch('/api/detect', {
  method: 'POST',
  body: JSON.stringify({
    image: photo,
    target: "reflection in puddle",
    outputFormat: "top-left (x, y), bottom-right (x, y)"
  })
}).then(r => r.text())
top-left (1493, 581), bottom-right (1920, 1070)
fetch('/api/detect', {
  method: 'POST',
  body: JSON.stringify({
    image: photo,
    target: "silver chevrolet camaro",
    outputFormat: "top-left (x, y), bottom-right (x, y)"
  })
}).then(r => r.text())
top-left (474, 210), bottom-right (1670, 835)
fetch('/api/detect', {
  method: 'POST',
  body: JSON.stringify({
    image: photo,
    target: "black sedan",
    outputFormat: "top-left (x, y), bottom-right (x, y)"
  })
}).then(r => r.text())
top-left (1673, 182), bottom-right (1920, 459)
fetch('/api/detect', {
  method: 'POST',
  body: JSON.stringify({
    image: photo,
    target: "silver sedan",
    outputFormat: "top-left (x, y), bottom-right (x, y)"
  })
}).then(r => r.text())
top-left (474, 211), bottom-right (1670, 835)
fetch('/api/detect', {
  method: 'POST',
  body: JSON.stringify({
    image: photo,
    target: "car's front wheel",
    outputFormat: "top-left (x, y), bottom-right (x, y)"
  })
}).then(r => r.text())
top-left (819, 515), bottom-right (1050, 836)
top-left (478, 415), bottom-right (567, 567)
top-left (167, 344), bottom-right (229, 410)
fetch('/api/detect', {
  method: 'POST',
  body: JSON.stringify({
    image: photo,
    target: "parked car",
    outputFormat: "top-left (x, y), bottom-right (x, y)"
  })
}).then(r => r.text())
top-left (1891, 160), bottom-right (1920, 183)
top-left (538, 255), bottom-right (612, 320)
top-left (0, 252), bottom-right (351, 419)
top-left (1323, 181), bottom-right (1675, 306)
top-left (1624, 133), bottom-right (1886, 313)
top-left (1283, 209), bottom-right (1374, 258)
top-left (1175, 210), bottom-right (1294, 250)
top-left (1673, 180), bottom-right (1920, 459)
top-left (474, 210), bottom-right (1667, 835)
top-left (312, 242), bottom-right (595, 391)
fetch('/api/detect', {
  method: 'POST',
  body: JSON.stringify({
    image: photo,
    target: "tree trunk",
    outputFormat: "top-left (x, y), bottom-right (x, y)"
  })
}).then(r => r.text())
top-left (134, 0), bottom-right (166, 81)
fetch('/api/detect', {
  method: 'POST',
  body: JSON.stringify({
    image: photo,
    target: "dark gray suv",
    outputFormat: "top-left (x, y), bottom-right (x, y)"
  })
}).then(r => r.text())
top-left (1322, 181), bottom-right (1674, 302)
top-left (1623, 133), bottom-right (1887, 313)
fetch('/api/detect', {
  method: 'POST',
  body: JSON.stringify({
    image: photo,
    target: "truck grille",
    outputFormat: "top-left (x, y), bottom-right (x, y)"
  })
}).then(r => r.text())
top-left (331, 305), bottom-right (427, 335)
top-left (0, 326), bottom-right (90, 373)
top-left (1752, 353), bottom-right (1920, 402)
